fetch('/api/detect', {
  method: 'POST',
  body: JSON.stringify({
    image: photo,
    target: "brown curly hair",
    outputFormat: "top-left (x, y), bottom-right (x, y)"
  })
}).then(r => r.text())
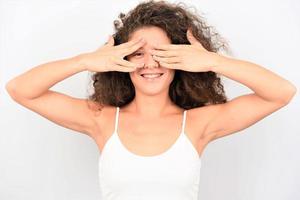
top-left (87, 0), bottom-right (231, 111)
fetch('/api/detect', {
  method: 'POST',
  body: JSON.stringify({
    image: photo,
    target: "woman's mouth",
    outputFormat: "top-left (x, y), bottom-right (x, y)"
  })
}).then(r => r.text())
top-left (140, 73), bottom-right (164, 81)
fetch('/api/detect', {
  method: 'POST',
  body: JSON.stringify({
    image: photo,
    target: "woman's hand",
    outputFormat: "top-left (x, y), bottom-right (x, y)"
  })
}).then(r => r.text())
top-left (150, 28), bottom-right (221, 72)
top-left (81, 35), bottom-right (146, 72)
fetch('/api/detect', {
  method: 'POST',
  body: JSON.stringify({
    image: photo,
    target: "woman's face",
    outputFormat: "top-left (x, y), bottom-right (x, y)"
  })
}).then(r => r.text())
top-left (127, 26), bottom-right (175, 96)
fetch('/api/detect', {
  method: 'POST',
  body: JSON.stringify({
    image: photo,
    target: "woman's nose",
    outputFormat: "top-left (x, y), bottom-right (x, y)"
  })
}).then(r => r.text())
top-left (143, 53), bottom-right (159, 68)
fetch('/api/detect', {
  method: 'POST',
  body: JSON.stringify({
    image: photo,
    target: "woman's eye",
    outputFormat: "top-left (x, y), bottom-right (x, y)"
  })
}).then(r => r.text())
top-left (134, 52), bottom-right (143, 57)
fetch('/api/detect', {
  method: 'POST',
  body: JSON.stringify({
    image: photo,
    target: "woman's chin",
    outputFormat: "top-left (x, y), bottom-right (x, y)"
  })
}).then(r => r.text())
top-left (138, 88), bottom-right (165, 96)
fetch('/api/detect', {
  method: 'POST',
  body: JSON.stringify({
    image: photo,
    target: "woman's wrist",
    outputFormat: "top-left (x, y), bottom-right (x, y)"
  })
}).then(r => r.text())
top-left (209, 53), bottom-right (231, 73)
top-left (73, 53), bottom-right (89, 72)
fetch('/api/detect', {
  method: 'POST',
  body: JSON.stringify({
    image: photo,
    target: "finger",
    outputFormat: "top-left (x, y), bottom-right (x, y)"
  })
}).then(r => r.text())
top-left (113, 64), bottom-right (137, 72)
top-left (114, 57), bottom-right (144, 68)
top-left (116, 37), bottom-right (144, 49)
top-left (121, 39), bottom-right (146, 56)
top-left (150, 49), bottom-right (179, 57)
top-left (158, 61), bottom-right (182, 69)
top-left (105, 34), bottom-right (114, 46)
top-left (152, 55), bottom-right (181, 63)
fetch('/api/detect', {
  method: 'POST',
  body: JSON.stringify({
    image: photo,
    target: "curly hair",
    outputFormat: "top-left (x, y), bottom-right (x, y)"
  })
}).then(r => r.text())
top-left (87, 0), bottom-right (231, 111)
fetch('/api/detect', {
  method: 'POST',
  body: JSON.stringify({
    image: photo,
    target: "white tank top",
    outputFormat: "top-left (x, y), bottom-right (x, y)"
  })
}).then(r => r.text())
top-left (98, 106), bottom-right (202, 200)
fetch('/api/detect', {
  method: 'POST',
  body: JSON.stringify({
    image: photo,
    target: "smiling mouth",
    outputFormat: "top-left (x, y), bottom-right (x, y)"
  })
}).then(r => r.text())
top-left (140, 73), bottom-right (164, 80)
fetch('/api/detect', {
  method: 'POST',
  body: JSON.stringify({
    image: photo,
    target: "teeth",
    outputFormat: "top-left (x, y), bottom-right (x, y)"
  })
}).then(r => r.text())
top-left (142, 73), bottom-right (162, 78)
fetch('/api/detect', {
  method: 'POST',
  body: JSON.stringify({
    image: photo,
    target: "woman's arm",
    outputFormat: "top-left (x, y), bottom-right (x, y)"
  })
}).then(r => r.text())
top-left (5, 54), bottom-right (86, 99)
top-left (5, 54), bottom-right (100, 137)
top-left (211, 55), bottom-right (297, 104)
top-left (5, 36), bottom-right (145, 137)
top-left (198, 54), bottom-right (297, 141)
top-left (151, 29), bottom-right (297, 141)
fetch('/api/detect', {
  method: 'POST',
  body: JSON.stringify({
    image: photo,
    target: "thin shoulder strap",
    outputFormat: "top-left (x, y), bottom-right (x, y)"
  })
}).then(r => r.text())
top-left (114, 107), bottom-right (120, 133)
top-left (181, 110), bottom-right (187, 133)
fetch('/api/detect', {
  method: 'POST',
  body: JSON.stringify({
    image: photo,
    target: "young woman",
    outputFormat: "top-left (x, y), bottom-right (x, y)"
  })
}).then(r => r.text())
top-left (6, 1), bottom-right (296, 199)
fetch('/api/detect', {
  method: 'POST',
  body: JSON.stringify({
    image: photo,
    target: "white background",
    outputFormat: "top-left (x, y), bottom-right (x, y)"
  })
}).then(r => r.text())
top-left (1, 0), bottom-right (299, 199)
